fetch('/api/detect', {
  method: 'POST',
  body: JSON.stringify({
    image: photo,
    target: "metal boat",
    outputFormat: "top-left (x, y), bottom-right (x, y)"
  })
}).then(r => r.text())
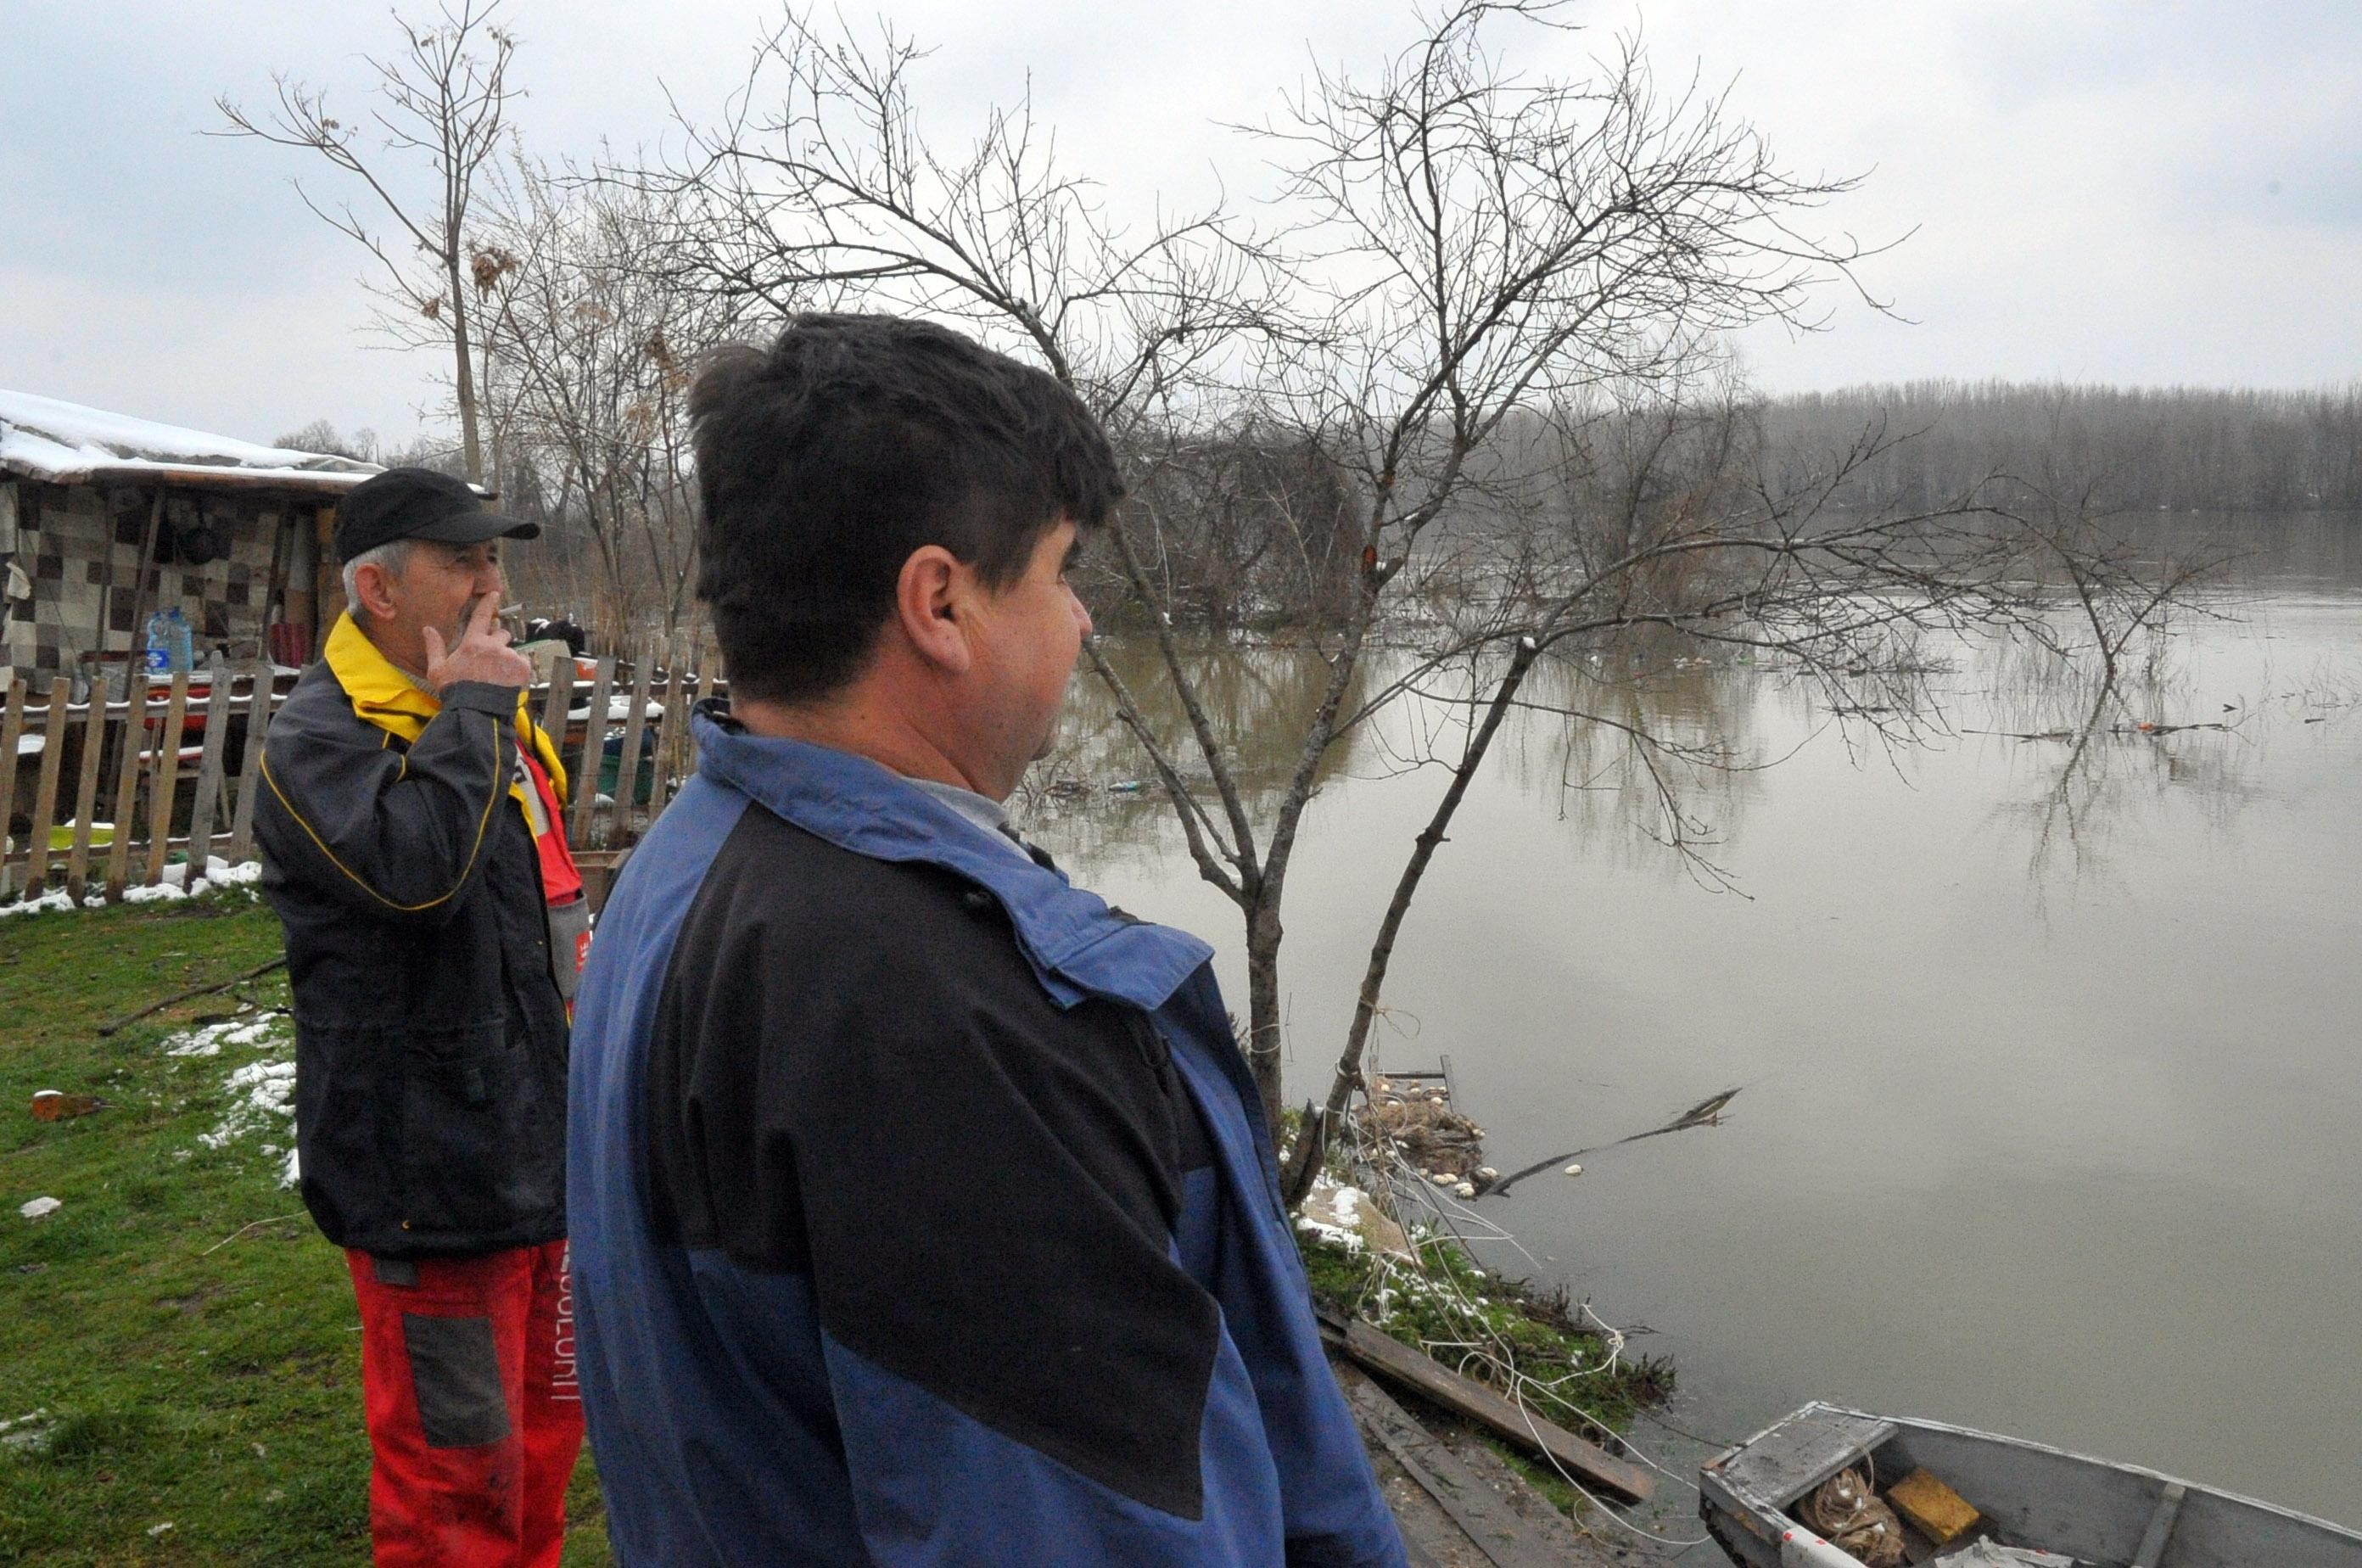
top-left (1700, 1402), bottom-right (2362, 1567)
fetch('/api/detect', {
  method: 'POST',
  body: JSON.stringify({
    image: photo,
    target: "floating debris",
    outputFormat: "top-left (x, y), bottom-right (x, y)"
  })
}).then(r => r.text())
top-left (1366, 1072), bottom-right (1487, 1183)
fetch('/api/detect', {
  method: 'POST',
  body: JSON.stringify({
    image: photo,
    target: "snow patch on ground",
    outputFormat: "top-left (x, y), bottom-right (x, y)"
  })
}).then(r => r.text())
top-left (0, 888), bottom-right (104, 919)
top-left (162, 1011), bottom-right (299, 1184)
top-left (0, 1408), bottom-right (56, 1453)
top-left (1294, 1174), bottom-right (1370, 1252)
top-left (199, 1060), bottom-right (296, 1152)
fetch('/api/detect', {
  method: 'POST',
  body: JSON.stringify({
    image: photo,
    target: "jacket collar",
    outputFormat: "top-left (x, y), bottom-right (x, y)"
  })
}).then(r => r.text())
top-left (690, 705), bottom-right (1212, 1011)
top-left (324, 611), bottom-right (569, 803)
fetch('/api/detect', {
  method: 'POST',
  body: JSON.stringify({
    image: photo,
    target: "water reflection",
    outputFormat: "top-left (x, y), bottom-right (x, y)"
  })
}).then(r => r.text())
top-left (1019, 633), bottom-right (1376, 872)
top-left (1028, 630), bottom-right (1780, 888)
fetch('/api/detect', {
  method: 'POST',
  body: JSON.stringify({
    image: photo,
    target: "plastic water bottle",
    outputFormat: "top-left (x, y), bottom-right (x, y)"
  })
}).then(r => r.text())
top-left (168, 607), bottom-right (194, 674)
top-left (144, 609), bottom-right (172, 675)
top-left (144, 606), bottom-right (195, 675)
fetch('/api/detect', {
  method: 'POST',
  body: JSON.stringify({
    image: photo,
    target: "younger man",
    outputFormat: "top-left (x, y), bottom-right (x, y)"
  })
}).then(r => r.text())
top-left (568, 315), bottom-right (1407, 1565)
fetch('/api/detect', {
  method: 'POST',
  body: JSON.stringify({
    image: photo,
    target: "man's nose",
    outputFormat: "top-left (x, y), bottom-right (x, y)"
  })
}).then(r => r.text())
top-left (1070, 591), bottom-right (1092, 640)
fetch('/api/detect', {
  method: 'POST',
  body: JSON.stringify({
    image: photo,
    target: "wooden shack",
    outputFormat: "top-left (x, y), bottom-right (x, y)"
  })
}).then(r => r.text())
top-left (0, 389), bottom-right (378, 684)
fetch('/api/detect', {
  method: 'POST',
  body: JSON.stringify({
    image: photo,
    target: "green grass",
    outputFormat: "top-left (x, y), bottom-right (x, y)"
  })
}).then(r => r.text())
top-left (0, 891), bottom-right (612, 1565)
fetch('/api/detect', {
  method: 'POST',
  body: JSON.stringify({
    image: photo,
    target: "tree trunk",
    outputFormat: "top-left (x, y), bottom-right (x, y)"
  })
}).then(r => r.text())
top-left (1244, 895), bottom-right (1285, 1128)
top-left (448, 247), bottom-right (483, 484)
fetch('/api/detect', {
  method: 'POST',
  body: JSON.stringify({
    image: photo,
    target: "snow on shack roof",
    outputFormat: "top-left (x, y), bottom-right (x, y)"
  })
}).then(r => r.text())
top-left (0, 389), bottom-right (382, 493)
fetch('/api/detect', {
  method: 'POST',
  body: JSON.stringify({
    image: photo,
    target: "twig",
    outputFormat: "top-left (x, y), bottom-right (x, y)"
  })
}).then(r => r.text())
top-left (200, 1213), bottom-right (305, 1257)
top-left (98, 957), bottom-right (287, 1036)
top-left (1484, 1087), bottom-right (1745, 1197)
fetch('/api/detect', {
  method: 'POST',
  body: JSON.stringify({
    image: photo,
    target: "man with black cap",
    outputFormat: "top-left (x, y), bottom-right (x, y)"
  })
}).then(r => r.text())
top-left (255, 467), bottom-right (585, 1567)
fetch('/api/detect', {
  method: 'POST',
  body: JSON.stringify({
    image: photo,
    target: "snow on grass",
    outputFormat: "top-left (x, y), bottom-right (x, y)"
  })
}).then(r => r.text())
top-left (0, 888), bottom-right (105, 919)
top-left (161, 1008), bottom-right (299, 1187)
top-left (3, 858), bottom-right (261, 916)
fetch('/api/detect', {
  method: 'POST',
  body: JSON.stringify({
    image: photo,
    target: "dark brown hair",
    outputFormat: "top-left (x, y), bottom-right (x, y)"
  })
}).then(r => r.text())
top-left (691, 314), bottom-right (1122, 704)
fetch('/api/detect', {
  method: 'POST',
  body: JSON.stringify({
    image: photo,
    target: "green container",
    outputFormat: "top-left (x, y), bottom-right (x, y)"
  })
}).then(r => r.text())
top-left (597, 748), bottom-right (657, 807)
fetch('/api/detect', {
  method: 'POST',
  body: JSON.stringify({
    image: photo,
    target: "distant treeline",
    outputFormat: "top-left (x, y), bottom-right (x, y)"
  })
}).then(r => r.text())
top-left (1757, 382), bottom-right (2362, 513)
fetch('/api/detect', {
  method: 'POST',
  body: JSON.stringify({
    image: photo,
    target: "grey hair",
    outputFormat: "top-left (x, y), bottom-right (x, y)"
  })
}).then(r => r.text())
top-left (340, 538), bottom-right (417, 626)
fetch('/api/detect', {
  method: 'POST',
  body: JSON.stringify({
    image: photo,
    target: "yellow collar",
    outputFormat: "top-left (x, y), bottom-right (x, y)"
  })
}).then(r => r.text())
top-left (323, 613), bottom-right (568, 804)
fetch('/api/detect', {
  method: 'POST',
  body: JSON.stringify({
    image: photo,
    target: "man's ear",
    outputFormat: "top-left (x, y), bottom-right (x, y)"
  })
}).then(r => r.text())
top-left (893, 545), bottom-right (974, 675)
top-left (351, 559), bottom-right (403, 623)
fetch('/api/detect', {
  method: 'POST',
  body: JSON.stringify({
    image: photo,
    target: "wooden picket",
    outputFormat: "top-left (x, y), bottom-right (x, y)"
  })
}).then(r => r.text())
top-left (24, 678), bottom-right (71, 895)
top-left (63, 675), bottom-right (111, 902)
top-left (3, 640), bottom-right (722, 910)
top-left (143, 674), bottom-right (190, 888)
top-left (103, 685), bottom-right (152, 901)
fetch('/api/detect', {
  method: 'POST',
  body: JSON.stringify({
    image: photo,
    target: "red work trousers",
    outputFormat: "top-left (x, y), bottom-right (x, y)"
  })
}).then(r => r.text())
top-left (345, 1240), bottom-right (585, 1568)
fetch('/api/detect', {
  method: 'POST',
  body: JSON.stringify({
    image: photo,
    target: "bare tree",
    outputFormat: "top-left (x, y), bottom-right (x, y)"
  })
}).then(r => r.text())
top-left (663, 3), bottom-right (2203, 1195)
top-left (216, 0), bottom-right (519, 482)
top-left (479, 161), bottom-right (747, 642)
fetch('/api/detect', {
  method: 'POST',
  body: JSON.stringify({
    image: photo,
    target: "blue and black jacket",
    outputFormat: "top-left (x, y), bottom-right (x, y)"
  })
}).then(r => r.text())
top-left (568, 706), bottom-right (1407, 1566)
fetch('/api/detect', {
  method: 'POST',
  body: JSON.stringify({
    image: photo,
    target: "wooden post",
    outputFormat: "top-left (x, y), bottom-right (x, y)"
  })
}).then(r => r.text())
top-left (104, 683), bottom-right (152, 901)
top-left (226, 664), bottom-right (273, 865)
top-left (182, 673), bottom-right (235, 873)
top-left (92, 490), bottom-right (122, 658)
top-left (23, 678), bottom-right (73, 895)
top-left (609, 651), bottom-right (654, 848)
top-left (119, 490), bottom-right (165, 679)
top-left (567, 656), bottom-right (614, 849)
top-left (0, 678), bottom-right (25, 893)
top-left (64, 675), bottom-right (112, 901)
top-left (143, 672), bottom-right (190, 888)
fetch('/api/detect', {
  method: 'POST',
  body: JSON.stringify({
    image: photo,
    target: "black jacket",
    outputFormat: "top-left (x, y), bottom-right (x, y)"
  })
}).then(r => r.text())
top-left (255, 656), bottom-right (569, 1257)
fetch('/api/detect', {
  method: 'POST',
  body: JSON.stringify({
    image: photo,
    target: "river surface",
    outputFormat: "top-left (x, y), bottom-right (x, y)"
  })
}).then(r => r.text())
top-left (1023, 514), bottom-right (2362, 1537)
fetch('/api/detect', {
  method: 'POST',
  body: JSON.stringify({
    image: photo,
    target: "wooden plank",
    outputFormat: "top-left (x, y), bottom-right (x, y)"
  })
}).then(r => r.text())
top-left (1318, 1310), bottom-right (1654, 1504)
top-left (567, 656), bottom-right (614, 849)
top-left (226, 664), bottom-right (273, 865)
top-left (143, 672), bottom-right (190, 887)
top-left (182, 672), bottom-right (235, 872)
top-left (104, 685), bottom-right (153, 900)
top-left (536, 654), bottom-right (575, 785)
top-left (646, 645), bottom-right (689, 819)
top-left (1343, 1367), bottom-right (1563, 1568)
top-left (23, 678), bottom-right (74, 896)
top-left (608, 652), bottom-right (655, 848)
top-left (1711, 1408), bottom-right (1895, 1510)
top-left (0, 678), bottom-right (25, 889)
top-left (64, 675), bottom-right (113, 900)
top-left (2131, 1481), bottom-right (2186, 1568)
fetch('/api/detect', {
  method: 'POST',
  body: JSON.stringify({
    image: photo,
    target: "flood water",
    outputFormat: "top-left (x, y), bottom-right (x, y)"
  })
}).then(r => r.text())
top-left (1023, 514), bottom-right (2362, 1536)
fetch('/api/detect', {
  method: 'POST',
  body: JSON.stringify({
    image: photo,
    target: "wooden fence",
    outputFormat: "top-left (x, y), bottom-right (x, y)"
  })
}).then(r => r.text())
top-left (1, 648), bottom-right (722, 911)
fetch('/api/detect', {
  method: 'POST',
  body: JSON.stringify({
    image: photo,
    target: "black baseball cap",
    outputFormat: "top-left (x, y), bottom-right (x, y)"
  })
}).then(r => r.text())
top-left (334, 467), bottom-right (540, 563)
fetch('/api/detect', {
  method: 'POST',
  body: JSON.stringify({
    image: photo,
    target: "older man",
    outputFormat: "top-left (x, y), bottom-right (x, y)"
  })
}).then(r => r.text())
top-left (568, 315), bottom-right (1408, 1566)
top-left (255, 467), bottom-right (585, 1567)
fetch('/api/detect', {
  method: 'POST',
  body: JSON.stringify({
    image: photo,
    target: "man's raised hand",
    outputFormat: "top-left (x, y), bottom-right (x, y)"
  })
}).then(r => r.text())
top-left (425, 593), bottom-right (534, 694)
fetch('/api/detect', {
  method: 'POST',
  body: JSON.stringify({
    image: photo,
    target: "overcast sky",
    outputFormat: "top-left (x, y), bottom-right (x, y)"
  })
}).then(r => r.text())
top-left (5, 0), bottom-right (2358, 450)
